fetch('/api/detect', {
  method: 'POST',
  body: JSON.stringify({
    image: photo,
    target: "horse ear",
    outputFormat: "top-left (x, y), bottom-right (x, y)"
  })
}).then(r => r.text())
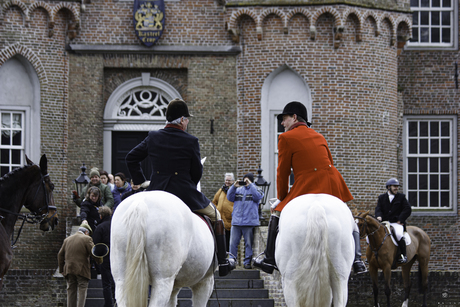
top-left (362, 210), bottom-right (370, 218)
top-left (25, 155), bottom-right (34, 166)
top-left (39, 154), bottom-right (48, 175)
top-left (351, 208), bottom-right (358, 216)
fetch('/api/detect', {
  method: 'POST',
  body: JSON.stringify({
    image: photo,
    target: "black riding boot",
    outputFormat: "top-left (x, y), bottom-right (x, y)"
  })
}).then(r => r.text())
top-left (398, 238), bottom-right (408, 264)
top-left (215, 219), bottom-right (235, 276)
top-left (253, 215), bottom-right (279, 274)
top-left (352, 230), bottom-right (367, 274)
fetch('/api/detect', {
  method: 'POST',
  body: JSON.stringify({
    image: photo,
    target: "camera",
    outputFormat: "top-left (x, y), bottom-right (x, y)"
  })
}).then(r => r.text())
top-left (238, 180), bottom-right (246, 185)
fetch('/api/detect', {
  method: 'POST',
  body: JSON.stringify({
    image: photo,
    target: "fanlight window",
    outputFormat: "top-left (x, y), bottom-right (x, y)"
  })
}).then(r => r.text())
top-left (117, 88), bottom-right (169, 119)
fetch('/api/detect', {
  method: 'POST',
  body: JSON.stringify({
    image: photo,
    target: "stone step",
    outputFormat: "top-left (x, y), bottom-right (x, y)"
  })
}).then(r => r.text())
top-left (178, 288), bottom-right (269, 299)
top-left (177, 298), bottom-right (275, 307)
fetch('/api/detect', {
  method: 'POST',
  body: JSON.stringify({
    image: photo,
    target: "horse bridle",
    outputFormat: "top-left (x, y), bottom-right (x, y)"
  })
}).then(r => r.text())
top-left (0, 172), bottom-right (56, 247)
top-left (354, 215), bottom-right (390, 265)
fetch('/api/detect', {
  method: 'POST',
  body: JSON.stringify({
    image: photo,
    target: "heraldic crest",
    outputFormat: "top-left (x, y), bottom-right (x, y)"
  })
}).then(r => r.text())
top-left (133, 0), bottom-right (165, 47)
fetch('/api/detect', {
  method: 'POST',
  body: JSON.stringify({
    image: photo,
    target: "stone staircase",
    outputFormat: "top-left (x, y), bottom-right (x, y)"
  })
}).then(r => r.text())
top-left (85, 269), bottom-right (274, 307)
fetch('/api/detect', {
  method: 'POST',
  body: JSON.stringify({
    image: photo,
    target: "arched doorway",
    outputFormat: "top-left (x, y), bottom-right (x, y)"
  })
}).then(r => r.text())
top-left (103, 72), bottom-right (182, 177)
top-left (260, 65), bottom-right (312, 206)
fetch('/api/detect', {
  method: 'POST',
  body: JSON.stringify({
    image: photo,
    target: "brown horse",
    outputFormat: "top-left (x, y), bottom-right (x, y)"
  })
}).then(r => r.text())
top-left (0, 155), bottom-right (58, 289)
top-left (355, 211), bottom-right (430, 307)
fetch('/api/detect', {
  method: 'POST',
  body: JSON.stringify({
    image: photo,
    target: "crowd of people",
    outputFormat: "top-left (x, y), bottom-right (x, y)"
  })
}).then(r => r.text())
top-left (59, 98), bottom-right (412, 307)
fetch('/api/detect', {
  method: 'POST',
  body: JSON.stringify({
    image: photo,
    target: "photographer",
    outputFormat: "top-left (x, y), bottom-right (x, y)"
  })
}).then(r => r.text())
top-left (227, 173), bottom-right (263, 269)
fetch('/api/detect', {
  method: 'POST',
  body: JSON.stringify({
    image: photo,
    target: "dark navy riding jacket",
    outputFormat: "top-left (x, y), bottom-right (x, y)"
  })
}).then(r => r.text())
top-left (375, 192), bottom-right (411, 225)
top-left (125, 126), bottom-right (209, 211)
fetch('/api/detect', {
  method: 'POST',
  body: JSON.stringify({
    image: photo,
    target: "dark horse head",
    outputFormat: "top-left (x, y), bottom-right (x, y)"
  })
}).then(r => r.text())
top-left (23, 155), bottom-right (58, 231)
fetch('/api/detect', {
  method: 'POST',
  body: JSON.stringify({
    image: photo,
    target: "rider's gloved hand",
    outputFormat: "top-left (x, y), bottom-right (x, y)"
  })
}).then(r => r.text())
top-left (269, 198), bottom-right (281, 214)
top-left (377, 216), bottom-right (382, 222)
top-left (140, 181), bottom-right (150, 189)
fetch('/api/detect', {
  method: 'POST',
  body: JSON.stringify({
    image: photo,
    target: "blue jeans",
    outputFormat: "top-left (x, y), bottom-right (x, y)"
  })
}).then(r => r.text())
top-left (229, 226), bottom-right (254, 266)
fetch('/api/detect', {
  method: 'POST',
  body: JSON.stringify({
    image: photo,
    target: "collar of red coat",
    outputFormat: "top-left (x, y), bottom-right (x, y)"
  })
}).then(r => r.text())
top-left (165, 124), bottom-right (184, 131)
top-left (288, 122), bottom-right (308, 131)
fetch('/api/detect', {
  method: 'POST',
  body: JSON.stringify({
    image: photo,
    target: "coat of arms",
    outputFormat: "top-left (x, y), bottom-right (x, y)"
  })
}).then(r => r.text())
top-left (133, 0), bottom-right (165, 47)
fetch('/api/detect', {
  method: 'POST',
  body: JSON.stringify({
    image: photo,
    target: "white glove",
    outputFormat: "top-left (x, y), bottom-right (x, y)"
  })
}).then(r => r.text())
top-left (140, 181), bottom-right (150, 189)
top-left (269, 198), bottom-right (281, 210)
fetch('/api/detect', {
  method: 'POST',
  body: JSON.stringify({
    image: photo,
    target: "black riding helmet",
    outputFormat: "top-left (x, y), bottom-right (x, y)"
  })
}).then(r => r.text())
top-left (166, 98), bottom-right (192, 122)
top-left (277, 101), bottom-right (311, 126)
top-left (386, 178), bottom-right (400, 189)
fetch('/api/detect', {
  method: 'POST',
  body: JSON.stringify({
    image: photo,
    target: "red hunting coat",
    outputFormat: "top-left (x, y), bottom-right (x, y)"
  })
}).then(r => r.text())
top-left (275, 123), bottom-right (353, 212)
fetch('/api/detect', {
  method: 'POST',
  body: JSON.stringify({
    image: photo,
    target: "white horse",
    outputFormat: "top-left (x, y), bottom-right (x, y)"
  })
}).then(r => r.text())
top-left (275, 194), bottom-right (355, 307)
top-left (110, 191), bottom-right (216, 307)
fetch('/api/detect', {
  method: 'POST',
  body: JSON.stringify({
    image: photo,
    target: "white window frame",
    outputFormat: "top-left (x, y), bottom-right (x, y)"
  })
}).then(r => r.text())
top-left (403, 115), bottom-right (457, 216)
top-left (0, 108), bottom-right (29, 176)
top-left (406, 0), bottom-right (458, 50)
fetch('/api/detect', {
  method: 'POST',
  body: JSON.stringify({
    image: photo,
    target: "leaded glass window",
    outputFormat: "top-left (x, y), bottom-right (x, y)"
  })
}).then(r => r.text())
top-left (118, 88), bottom-right (169, 119)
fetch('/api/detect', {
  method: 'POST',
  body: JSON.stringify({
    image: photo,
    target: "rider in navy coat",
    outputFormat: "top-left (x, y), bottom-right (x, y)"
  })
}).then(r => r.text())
top-left (125, 98), bottom-right (235, 276)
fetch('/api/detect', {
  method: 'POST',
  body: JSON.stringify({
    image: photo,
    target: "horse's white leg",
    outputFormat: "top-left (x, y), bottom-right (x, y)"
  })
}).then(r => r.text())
top-left (166, 287), bottom-right (181, 307)
top-left (330, 274), bottom-right (347, 307)
top-left (148, 278), bottom-right (176, 307)
top-left (401, 299), bottom-right (409, 307)
top-left (190, 273), bottom-right (215, 307)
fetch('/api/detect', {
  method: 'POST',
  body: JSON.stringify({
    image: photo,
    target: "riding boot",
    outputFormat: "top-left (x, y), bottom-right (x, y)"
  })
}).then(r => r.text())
top-left (253, 215), bottom-right (279, 274)
top-left (352, 230), bottom-right (368, 274)
top-left (398, 238), bottom-right (408, 264)
top-left (214, 219), bottom-right (235, 276)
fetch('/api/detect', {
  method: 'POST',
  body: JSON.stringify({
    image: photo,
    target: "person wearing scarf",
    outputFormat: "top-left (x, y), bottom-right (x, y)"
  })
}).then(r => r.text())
top-left (126, 98), bottom-right (235, 276)
top-left (212, 173), bottom-right (235, 252)
top-left (253, 101), bottom-right (367, 275)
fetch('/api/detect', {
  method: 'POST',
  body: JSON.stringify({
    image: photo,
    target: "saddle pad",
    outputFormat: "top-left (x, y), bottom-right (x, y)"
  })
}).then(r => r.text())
top-left (365, 224), bottom-right (411, 246)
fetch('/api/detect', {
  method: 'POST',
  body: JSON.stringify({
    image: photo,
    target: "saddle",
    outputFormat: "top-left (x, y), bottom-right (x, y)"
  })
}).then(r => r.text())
top-left (382, 222), bottom-right (411, 246)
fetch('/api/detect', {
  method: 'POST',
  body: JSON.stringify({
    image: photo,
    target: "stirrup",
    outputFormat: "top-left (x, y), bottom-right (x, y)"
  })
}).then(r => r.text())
top-left (353, 260), bottom-right (367, 275)
top-left (253, 253), bottom-right (278, 274)
top-left (218, 258), bottom-right (235, 277)
top-left (398, 255), bottom-right (407, 264)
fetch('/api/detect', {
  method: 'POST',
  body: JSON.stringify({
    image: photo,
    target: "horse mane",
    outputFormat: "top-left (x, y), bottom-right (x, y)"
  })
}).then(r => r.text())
top-left (0, 164), bottom-right (34, 186)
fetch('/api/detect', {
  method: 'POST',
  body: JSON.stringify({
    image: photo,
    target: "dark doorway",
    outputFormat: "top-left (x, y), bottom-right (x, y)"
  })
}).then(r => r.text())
top-left (112, 131), bottom-right (151, 182)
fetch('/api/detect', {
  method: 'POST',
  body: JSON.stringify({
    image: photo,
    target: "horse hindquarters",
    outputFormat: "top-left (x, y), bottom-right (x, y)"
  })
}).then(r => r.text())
top-left (0, 225), bottom-right (13, 289)
top-left (278, 202), bottom-right (332, 307)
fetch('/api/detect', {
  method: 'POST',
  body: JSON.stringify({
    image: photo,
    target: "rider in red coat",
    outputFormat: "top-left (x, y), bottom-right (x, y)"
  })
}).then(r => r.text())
top-left (253, 101), bottom-right (367, 275)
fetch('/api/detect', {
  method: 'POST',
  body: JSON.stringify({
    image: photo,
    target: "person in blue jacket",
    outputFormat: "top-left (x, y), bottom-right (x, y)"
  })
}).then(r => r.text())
top-left (227, 172), bottom-right (264, 269)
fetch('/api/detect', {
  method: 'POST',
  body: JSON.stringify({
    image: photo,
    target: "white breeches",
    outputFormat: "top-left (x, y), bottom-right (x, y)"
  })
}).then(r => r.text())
top-left (390, 222), bottom-right (404, 241)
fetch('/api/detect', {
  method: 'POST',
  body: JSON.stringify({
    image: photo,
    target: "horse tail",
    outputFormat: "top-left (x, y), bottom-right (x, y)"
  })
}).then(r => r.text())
top-left (294, 203), bottom-right (332, 306)
top-left (121, 199), bottom-right (150, 307)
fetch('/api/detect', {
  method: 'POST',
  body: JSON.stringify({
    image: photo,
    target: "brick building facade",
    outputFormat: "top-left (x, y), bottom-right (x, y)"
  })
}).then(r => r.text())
top-left (0, 0), bottom-right (459, 305)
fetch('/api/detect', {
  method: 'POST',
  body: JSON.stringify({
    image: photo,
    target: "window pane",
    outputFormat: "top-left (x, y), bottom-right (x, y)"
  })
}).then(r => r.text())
top-left (432, 0), bottom-right (440, 7)
top-left (430, 121), bottom-right (439, 136)
top-left (409, 139), bottom-right (418, 154)
top-left (410, 0), bottom-right (419, 6)
top-left (419, 192), bottom-right (428, 207)
top-left (408, 158), bottom-right (417, 172)
top-left (1, 113), bottom-right (10, 128)
top-left (440, 122), bottom-right (449, 136)
top-left (1, 149), bottom-right (9, 164)
top-left (442, 0), bottom-right (451, 7)
top-left (413, 12), bottom-right (419, 26)
top-left (431, 12), bottom-right (440, 26)
top-left (409, 174), bottom-right (418, 189)
top-left (440, 174), bottom-right (449, 189)
top-left (419, 157), bottom-right (428, 172)
top-left (408, 121), bottom-right (418, 136)
top-left (430, 175), bottom-right (439, 189)
top-left (11, 149), bottom-right (20, 164)
top-left (441, 11), bottom-right (451, 25)
top-left (430, 157), bottom-right (439, 172)
top-left (431, 28), bottom-right (440, 43)
top-left (1, 133), bottom-right (9, 146)
top-left (430, 139), bottom-right (439, 153)
top-left (440, 158), bottom-right (449, 172)
top-left (420, 121), bottom-right (428, 136)
top-left (409, 191), bottom-right (417, 205)
top-left (441, 139), bottom-right (449, 153)
top-left (12, 131), bottom-right (21, 146)
top-left (442, 28), bottom-right (451, 43)
top-left (430, 192), bottom-right (439, 207)
top-left (419, 175), bottom-right (427, 189)
top-left (420, 28), bottom-right (429, 42)
top-left (420, 11), bottom-right (429, 25)
top-left (420, 139), bottom-right (428, 153)
top-left (440, 192), bottom-right (449, 207)
top-left (1, 166), bottom-right (9, 177)
top-left (421, 0), bottom-right (429, 7)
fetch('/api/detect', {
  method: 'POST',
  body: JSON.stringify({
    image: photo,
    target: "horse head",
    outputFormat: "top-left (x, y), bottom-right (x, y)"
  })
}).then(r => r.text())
top-left (24, 155), bottom-right (58, 231)
top-left (355, 211), bottom-right (383, 238)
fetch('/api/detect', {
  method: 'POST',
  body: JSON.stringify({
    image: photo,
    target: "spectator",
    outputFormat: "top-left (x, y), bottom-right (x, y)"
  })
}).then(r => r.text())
top-left (100, 170), bottom-right (115, 192)
top-left (227, 172), bottom-right (263, 269)
top-left (212, 173), bottom-right (235, 252)
top-left (73, 168), bottom-right (114, 209)
top-left (92, 206), bottom-right (115, 307)
top-left (58, 223), bottom-right (101, 307)
top-left (80, 186), bottom-right (102, 236)
top-left (112, 172), bottom-right (132, 210)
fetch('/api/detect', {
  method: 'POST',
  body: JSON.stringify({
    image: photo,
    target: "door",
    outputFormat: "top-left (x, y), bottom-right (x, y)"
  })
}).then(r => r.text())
top-left (112, 131), bottom-right (151, 181)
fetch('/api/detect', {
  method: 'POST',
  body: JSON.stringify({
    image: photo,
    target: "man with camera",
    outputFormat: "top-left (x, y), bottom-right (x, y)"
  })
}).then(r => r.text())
top-left (227, 173), bottom-right (264, 269)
